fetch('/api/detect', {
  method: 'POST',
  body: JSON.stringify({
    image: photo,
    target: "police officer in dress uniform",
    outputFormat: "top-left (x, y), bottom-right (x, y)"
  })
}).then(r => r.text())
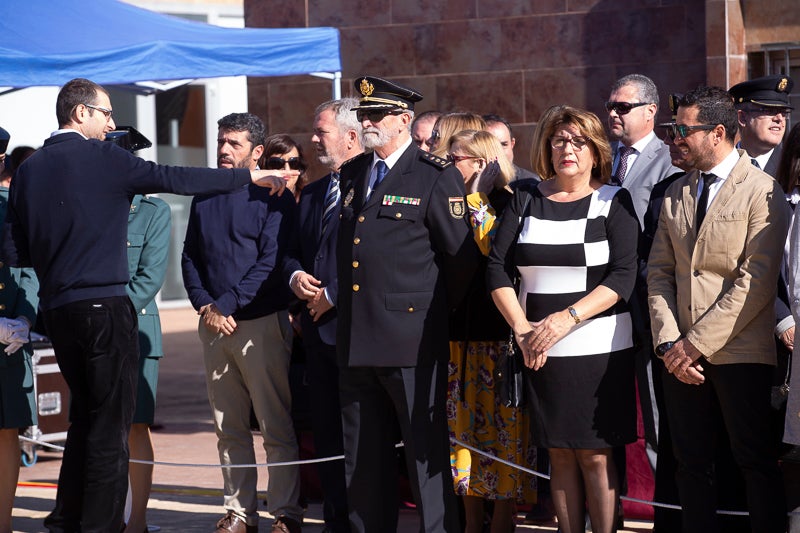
top-left (336, 76), bottom-right (478, 533)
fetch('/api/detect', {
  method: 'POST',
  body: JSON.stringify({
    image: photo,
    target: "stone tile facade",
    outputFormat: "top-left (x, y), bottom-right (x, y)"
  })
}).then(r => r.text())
top-left (244, 0), bottom-right (795, 179)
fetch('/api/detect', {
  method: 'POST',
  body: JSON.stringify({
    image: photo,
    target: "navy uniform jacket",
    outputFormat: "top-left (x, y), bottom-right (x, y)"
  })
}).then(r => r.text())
top-left (0, 187), bottom-right (38, 367)
top-left (763, 143), bottom-right (782, 178)
top-left (127, 195), bottom-right (170, 359)
top-left (282, 173), bottom-right (339, 346)
top-left (336, 145), bottom-right (477, 368)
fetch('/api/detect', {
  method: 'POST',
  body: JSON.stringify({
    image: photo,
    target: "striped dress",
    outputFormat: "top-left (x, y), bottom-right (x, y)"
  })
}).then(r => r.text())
top-left (487, 183), bottom-right (639, 449)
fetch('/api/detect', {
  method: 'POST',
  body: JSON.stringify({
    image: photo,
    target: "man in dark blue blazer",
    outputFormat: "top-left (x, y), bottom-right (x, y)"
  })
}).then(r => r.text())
top-left (283, 97), bottom-right (363, 533)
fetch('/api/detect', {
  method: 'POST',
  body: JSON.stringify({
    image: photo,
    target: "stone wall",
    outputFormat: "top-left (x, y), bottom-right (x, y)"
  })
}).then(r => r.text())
top-left (245, 0), bottom-right (707, 178)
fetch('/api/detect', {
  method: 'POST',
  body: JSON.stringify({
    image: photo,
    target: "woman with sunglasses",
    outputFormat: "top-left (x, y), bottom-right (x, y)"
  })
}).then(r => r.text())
top-left (487, 105), bottom-right (639, 533)
top-left (444, 129), bottom-right (535, 533)
top-left (262, 134), bottom-right (308, 203)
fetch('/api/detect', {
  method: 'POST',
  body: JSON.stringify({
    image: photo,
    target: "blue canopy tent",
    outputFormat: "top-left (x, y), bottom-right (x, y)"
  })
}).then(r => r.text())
top-left (0, 0), bottom-right (342, 95)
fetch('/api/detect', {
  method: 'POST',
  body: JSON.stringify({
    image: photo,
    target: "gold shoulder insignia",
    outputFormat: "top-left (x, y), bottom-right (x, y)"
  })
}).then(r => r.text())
top-left (420, 151), bottom-right (452, 169)
top-left (359, 78), bottom-right (374, 97)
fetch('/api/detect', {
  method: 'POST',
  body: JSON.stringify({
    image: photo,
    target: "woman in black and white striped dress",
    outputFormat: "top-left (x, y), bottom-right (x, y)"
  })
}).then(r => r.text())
top-left (487, 105), bottom-right (639, 533)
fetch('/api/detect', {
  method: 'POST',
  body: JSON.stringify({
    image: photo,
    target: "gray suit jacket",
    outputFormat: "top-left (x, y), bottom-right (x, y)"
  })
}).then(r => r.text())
top-left (613, 135), bottom-right (679, 229)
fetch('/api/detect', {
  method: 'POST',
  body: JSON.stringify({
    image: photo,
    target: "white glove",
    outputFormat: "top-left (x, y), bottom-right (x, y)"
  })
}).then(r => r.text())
top-left (4, 340), bottom-right (24, 355)
top-left (0, 318), bottom-right (15, 344)
top-left (1, 318), bottom-right (30, 355)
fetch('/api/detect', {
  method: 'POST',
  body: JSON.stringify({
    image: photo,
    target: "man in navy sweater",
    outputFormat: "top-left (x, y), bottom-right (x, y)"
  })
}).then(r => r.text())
top-left (182, 113), bottom-right (301, 533)
top-left (0, 78), bottom-right (292, 533)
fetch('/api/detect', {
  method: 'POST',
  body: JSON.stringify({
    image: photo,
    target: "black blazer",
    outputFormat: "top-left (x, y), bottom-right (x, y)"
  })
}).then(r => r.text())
top-left (336, 144), bottom-right (477, 367)
top-left (283, 173), bottom-right (340, 346)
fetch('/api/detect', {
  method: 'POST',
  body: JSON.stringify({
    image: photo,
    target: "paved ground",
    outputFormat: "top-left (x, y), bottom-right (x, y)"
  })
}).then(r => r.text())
top-left (13, 306), bottom-right (655, 532)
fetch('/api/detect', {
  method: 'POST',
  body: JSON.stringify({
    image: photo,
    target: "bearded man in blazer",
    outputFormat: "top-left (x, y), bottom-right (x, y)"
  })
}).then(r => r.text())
top-left (336, 76), bottom-right (476, 533)
top-left (647, 85), bottom-right (788, 533)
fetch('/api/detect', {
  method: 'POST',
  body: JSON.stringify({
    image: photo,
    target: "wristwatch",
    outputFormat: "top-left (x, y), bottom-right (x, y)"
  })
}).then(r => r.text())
top-left (655, 341), bottom-right (675, 357)
top-left (567, 306), bottom-right (581, 324)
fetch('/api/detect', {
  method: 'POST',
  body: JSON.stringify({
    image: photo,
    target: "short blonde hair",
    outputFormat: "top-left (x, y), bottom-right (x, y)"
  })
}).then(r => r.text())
top-left (431, 112), bottom-right (487, 157)
top-left (530, 105), bottom-right (612, 183)
top-left (447, 129), bottom-right (514, 188)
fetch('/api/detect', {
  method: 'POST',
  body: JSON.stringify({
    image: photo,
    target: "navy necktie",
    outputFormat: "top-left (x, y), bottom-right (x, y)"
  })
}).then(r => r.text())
top-left (369, 160), bottom-right (388, 200)
top-left (321, 172), bottom-right (339, 236)
top-left (751, 157), bottom-right (761, 170)
top-left (374, 160), bottom-right (388, 188)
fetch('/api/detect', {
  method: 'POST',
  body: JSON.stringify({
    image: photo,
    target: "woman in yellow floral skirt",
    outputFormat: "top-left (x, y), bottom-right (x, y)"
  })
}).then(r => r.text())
top-left (445, 129), bottom-right (536, 532)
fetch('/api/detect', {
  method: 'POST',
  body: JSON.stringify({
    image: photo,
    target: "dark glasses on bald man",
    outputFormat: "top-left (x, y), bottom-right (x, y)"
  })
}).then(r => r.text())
top-left (604, 101), bottom-right (650, 115)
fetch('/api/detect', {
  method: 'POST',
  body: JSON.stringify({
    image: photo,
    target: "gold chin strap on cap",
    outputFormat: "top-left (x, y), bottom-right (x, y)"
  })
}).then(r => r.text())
top-left (359, 96), bottom-right (408, 109)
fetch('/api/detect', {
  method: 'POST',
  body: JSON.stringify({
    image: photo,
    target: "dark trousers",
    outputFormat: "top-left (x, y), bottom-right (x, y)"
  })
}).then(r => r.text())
top-left (43, 296), bottom-right (139, 533)
top-left (306, 340), bottom-right (349, 532)
top-left (661, 362), bottom-right (786, 533)
top-left (339, 362), bottom-right (460, 533)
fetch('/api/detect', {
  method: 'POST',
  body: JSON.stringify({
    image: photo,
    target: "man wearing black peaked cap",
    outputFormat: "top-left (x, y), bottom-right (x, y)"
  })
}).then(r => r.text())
top-left (336, 76), bottom-right (477, 532)
top-left (730, 74), bottom-right (794, 176)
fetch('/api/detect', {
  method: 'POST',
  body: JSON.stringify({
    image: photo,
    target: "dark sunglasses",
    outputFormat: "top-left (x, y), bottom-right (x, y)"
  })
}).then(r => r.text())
top-left (661, 123), bottom-right (717, 140)
top-left (356, 109), bottom-right (403, 123)
top-left (605, 101), bottom-right (650, 115)
top-left (264, 156), bottom-right (303, 171)
top-left (447, 153), bottom-right (480, 163)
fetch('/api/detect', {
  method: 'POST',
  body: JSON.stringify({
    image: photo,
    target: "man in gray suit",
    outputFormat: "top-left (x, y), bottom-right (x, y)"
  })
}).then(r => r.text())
top-left (606, 74), bottom-right (678, 523)
top-left (607, 74), bottom-right (679, 228)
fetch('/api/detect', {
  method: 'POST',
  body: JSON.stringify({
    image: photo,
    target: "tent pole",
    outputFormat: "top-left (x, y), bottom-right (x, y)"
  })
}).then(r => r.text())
top-left (333, 71), bottom-right (341, 99)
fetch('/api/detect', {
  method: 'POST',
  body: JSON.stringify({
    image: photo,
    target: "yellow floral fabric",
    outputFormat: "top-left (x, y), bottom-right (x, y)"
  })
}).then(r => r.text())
top-left (467, 192), bottom-right (497, 256)
top-left (447, 340), bottom-right (536, 501)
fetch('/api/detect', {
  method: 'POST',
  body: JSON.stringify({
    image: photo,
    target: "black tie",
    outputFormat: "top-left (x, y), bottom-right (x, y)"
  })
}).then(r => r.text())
top-left (751, 158), bottom-right (761, 170)
top-left (696, 173), bottom-right (716, 229)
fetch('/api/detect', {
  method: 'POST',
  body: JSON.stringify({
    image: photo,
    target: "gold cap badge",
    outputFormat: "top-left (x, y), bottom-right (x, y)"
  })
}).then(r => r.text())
top-left (778, 77), bottom-right (789, 92)
top-left (359, 78), bottom-right (374, 97)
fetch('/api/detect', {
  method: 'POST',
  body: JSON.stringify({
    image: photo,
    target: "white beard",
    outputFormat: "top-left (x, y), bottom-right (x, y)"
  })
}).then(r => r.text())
top-left (361, 126), bottom-right (395, 149)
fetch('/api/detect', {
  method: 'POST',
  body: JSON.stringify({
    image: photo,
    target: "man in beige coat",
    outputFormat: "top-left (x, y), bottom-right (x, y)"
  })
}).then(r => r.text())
top-left (647, 86), bottom-right (787, 533)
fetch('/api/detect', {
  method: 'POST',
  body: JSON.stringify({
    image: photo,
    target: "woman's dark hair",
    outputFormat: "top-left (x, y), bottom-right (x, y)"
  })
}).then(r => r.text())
top-left (261, 134), bottom-right (308, 174)
top-left (777, 122), bottom-right (800, 194)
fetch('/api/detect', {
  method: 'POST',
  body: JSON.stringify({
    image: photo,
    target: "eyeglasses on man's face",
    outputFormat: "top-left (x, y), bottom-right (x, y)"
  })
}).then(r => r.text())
top-left (355, 109), bottom-right (403, 123)
top-left (84, 103), bottom-right (113, 121)
top-left (264, 156), bottom-right (303, 171)
top-left (550, 135), bottom-right (589, 151)
top-left (604, 101), bottom-right (650, 116)
top-left (662, 123), bottom-right (717, 140)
